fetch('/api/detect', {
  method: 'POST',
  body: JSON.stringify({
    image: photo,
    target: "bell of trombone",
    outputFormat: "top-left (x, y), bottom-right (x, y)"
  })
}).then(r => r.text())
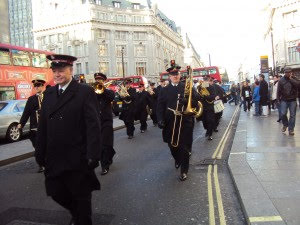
top-left (93, 80), bottom-right (113, 94)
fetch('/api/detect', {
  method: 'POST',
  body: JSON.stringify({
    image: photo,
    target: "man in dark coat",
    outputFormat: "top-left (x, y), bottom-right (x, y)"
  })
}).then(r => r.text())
top-left (149, 82), bottom-right (158, 126)
top-left (198, 77), bottom-right (217, 140)
top-left (135, 84), bottom-right (151, 132)
top-left (277, 67), bottom-right (300, 135)
top-left (94, 72), bottom-right (116, 175)
top-left (259, 74), bottom-right (269, 116)
top-left (18, 78), bottom-right (46, 173)
top-left (119, 79), bottom-right (137, 139)
top-left (36, 54), bottom-right (102, 225)
top-left (213, 79), bottom-right (226, 132)
top-left (241, 81), bottom-right (252, 112)
top-left (157, 62), bottom-right (200, 181)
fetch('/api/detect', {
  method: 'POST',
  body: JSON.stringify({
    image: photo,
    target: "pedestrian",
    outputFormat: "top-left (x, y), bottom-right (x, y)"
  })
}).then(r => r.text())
top-left (213, 79), bottom-right (226, 132)
top-left (252, 81), bottom-right (260, 116)
top-left (119, 79), bottom-right (137, 139)
top-left (18, 77), bottom-right (46, 173)
top-left (149, 82), bottom-right (158, 126)
top-left (277, 67), bottom-right (300, 135)
top-left (228, 83), bottom-right (238, 105)
top-left (135, 83), bottom-right (151, 133)
top-left (156, 61), bottom-right (200, 181)
top-left (241, 81), bottom-right (252, 112)
top-left (259, 74), bottom-right (269, 116)
top-left (94, 72), bottom-right (116, 175)
top-left (36, 54), bottom-right (102, 225)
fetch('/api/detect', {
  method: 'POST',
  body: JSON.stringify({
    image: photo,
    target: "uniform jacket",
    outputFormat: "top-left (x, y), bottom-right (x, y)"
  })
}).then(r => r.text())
top-left (119, 87), bottom-right (137, 122)
top-left (20, 94), bottom-right (41, 130)
top-left (36, 79), bottom-right (102, 178)
top-left (135, 90), bottom-right (151, 121)
top-left (156, 82), bottom-right (200, 146)
top-left (96, 89), bottom-right (115, 147)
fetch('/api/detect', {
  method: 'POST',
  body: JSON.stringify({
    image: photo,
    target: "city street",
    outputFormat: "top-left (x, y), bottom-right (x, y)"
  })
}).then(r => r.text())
top-left (0, 105), bottom-right (246, 225)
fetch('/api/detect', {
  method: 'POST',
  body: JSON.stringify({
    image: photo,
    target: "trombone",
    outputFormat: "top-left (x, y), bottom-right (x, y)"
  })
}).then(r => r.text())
top-left (92, 80), bottom-right (113, 94)
top-left (117, 84), bottom-right (132, 104)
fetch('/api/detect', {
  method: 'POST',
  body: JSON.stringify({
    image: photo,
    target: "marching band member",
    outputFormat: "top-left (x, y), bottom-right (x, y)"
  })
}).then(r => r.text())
top-left (94, 72), bottom-right (116, 175)
top-left (157, 62), bottom-right (200, 181)
top-left (36, 54), bottom-right (101, 225)
top-left (198, 76), bottom-right (218, 140)
top-left (18, 78), bottom-right (45, 173)
top-left (213, 79), bottom-right (226, 132)
top-left (119, 79), bottom-right (137, 139)
top-left (135, 83), bottom-right (152, 133)
top-left (148, 82), bottom-right (158, 126)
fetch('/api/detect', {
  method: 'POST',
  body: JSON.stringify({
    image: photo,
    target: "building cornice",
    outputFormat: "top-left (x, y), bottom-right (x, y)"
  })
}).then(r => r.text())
top-left (32, 20), bottom-right (92, 33)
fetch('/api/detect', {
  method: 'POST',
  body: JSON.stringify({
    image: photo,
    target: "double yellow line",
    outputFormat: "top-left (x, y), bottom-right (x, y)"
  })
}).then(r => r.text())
top-left (207, 107), bottom-right (239, 225)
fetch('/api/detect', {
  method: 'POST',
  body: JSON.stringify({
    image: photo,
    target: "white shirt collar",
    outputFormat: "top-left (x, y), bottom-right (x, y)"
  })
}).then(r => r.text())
top-left (59, 79), bottom-right (72, 92)
top-left (171, 82), bottom-right (179, 86)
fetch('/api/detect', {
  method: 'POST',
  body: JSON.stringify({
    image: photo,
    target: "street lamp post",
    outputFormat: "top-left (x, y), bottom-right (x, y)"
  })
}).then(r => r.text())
top-left (121, 47), bottom-right (125, 78)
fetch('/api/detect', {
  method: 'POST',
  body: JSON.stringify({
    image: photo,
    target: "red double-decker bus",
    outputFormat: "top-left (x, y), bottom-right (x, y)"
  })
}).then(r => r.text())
top-left (160, 66), bottom-right (222, 82)
top-left (0, 43), bottom-right (54, 100)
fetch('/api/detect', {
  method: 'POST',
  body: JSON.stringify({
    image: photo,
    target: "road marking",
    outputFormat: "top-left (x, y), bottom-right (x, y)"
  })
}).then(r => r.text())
top-left (249, 216), bottom-right (283, 222)
top-left (213, 165), bottom-right (226, 225)
top-left (230, 152), bottom-right (246, 155)
top-left (207, 165), bottom-right (216, 225)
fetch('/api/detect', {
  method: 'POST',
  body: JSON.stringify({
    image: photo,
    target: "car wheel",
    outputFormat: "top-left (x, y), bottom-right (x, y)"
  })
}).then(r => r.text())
top-left (6, 123), bottom-right (21, 142)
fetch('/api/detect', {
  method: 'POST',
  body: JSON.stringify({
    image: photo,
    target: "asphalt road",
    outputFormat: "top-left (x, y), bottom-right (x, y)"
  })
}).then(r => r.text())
top-left (0, 105), bottom-right (246, 225)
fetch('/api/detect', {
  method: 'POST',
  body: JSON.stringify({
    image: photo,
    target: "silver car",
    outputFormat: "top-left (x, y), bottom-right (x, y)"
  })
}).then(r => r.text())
top-left (0, 100), bottom-right (30, 142)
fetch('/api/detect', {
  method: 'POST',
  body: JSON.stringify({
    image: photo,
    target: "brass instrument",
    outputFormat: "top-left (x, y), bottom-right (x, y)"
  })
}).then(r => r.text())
top-left (118, 84), bottom-right (132, 104)
top-left (36, 93), bottom-right (43, 124)
top-left (198, 81), bottom-right (214, 104)
top-left (92, 80), bottom-right (113, 94)
top-left (183, 66), bottom-right (203, 118)
top-left (147, 87), bottom-right (154, 95)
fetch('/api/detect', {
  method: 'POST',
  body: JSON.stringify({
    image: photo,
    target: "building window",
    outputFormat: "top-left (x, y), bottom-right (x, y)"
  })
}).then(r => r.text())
top-left (99, 44), bottom-right (108, 56)
top-left (116, 14), bottom-right (126, 22)
top-left (136, 62), bottom-right (146, 75)
top-left (116, 62), bottom-right (127, 76)
top-left (49, 34), bottom-right (57, 43)
top-left (288, 46), bottom-right (300, 63)
top-left (58, 33), bottom-right (63, 42)
top-left (134, 44), bottom-right (146, 57)
top-left (133, 32), bottom-right (146, 40)
top-left (116, 45), bottom-right (126, 57)
top-left (76, 63), bottom-right (82, 74)
top-left (99, 62), bottom-right (109, 75)
top-left (74, 45), bottom-right (82, 57)
top-left (133, 15), bottom-right (144, 23)
top-left (82, 0), bottom-right (86, 3)
top-left (84, 44), bottom-right (88, 56)
top-left (113, 1), bottom-right (121, 8)
top-left (68, 46), bottom-right (72, 55)
top-left (96, 29), bottom-right (108, 39)
top-left (132, 3), bottom-right (140, 9)
top-left (94, 0), bottom-right (101, 5)
top-left (115, 31), bottom-right (127, 40)
top-left (85, 62), bottom-right (89, 74)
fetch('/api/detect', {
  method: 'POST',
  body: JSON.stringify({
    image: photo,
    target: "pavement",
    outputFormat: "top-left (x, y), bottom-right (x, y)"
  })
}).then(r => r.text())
top-left (229, 107), bottom-right (300, 225)
top-left (0, 117), bottom-right (131, 166)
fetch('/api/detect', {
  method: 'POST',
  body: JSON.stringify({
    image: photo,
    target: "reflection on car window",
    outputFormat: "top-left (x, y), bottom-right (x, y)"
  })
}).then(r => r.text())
top-left (16, 101), bottom-right (26, 112)
top-left (13, 106), bottom-right (19, 112)
top-left (0, 103), bottom-right (8, 111)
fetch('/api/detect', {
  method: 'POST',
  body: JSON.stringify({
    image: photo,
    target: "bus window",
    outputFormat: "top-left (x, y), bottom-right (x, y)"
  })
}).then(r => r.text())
top-left (32, 53), bottom-right (47, 68)
top-left (199, 70), bottom-right (208, 76)
top-left (208, 68), bottom-right (217, 74)
top-left (133, 78), bottom-right (140, 83)
top-left (11, 49), bottom-right (30, 66)
top-left (192, 71), bottom-right (200, 76)
top-left (0, 48), bottom-right (11, 65)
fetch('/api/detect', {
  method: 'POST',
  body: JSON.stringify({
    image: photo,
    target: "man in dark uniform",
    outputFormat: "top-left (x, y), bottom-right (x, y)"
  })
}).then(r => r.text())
top-left (119, 79), bottom-right (137, 139)
top-left (135, 83), bottom-right (151, 132)
top-left (213, 79), bottom-right (226, 132)
top-left (36, 54), bottom-right (102, 225)
top-left (198, 76), bottom-right (217, 140)
top-left (157, 62), bottom-right (200, 181)
top-left (149, 82), bottom-right (158, 126)
top-left (94, 72), bottom-right (116, 175)
top-left (18, 77), bottom-right (46, 173)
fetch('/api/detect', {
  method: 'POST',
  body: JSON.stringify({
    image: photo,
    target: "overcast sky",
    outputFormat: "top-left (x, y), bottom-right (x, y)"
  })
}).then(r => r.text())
top-left (152, 0), bottom-right (270, 80)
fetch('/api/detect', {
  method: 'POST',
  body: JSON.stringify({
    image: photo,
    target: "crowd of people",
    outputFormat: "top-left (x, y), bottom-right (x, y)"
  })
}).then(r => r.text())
top-left (227, 67), bottom-right (300, 135)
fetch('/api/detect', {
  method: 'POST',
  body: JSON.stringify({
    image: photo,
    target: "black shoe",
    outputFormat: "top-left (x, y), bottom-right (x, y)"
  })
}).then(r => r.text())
top-left (214, 129), bottom-right (218, 132)
top-left (141, 130), bottom-right (145, 133)
top-left (175, 162), bottom-right (180, 169)
top-left (277, 119), bottom-right (281, 122)
top-left (207, 136), bottom-right (213, 141)
top-left (101, 168), bottom-right (109, 175)
top-left (128, 135), bottom-right (133, 139)
top-left (37, 166), bottom-right (45, 173)
top-left (179, 173), bottom-right (187, 181)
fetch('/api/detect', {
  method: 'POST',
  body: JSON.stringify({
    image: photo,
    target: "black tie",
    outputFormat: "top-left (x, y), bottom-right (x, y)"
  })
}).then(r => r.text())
top-left (59, 88), bottom-right (63, 96)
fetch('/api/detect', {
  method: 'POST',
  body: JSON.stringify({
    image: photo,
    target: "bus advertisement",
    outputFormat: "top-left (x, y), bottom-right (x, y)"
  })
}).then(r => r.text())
top-left (0, 43), bottom-right (54, 101)
top-left (160, 66), bottom-right (222, 82)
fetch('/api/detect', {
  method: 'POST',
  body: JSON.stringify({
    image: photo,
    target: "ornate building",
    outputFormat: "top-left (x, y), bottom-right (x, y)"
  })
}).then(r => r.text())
top-left (32, 0), bottom-right (185, 82)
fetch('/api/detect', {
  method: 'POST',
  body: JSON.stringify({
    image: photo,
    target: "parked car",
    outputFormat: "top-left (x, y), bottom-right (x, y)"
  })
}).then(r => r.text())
top-left (0, 100), bottom-right (30, 142)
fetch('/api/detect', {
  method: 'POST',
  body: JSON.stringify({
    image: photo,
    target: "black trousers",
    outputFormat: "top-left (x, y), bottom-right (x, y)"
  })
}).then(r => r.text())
top-left (168, 144), bottom-right (190, 174)
top-left (150, 113), bottom-right (158, 124)
top-left (124, 120), bottom-right (135, 136)
top-left (30, 130), bottom-right (43, 167)
top-left (214, 111), bottom-right (222, 130)
top-left (47, 172), bottom-right (94, 225)
top-left (202, 110), bottom-right (215, 136)
top-left (100, 145), bottom-right (115, 170)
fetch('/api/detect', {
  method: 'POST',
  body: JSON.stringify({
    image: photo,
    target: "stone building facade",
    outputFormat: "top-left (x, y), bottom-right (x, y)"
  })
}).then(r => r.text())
top-left (32, 0), bottom-right (185, 82)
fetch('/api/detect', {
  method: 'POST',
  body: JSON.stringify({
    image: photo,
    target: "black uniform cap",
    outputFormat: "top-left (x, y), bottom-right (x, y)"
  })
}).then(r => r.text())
top-left (94, 73), bottom-right (107, 80)
top-left (32, 79), bottom-right (46, 85)
top-left (166, 60), bottom-right (181, 75)
top-left (46, 54), bottom-right (77, 68)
